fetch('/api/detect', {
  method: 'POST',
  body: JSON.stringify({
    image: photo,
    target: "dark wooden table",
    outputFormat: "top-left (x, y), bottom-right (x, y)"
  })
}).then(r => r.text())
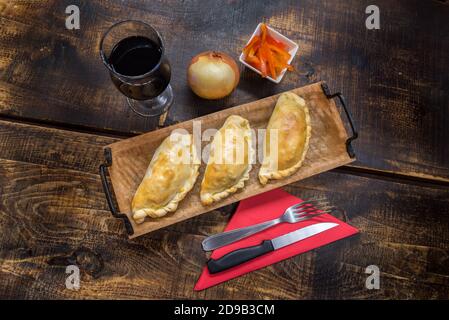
top-left (0, 0), bottom-right (448, 299)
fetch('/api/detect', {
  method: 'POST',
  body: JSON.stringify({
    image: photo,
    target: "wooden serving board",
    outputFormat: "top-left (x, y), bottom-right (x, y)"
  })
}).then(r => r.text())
top-left (104, 81), bottom-right (355, 238)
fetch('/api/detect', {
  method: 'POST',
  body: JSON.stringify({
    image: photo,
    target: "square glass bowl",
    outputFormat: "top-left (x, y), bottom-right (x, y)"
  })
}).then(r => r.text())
top-left (239, 23), bottom-right (299, 83)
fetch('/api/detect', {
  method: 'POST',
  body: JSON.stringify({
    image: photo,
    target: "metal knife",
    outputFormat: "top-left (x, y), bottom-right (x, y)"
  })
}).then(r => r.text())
top-left (207, 222), bottom-right (339, 274)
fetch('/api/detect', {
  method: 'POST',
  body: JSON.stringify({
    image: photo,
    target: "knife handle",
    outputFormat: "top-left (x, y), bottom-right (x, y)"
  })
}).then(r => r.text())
top-left (207, 240), bottom-right (274, 274)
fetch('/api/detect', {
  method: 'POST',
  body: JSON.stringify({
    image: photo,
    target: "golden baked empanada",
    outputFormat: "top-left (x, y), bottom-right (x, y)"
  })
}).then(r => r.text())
top-left (201, 115), bottom-right (254, 205)
top-left (259, 92), bottom-right (311, 185)
top-left (132, 131), bottom-right (200, 223)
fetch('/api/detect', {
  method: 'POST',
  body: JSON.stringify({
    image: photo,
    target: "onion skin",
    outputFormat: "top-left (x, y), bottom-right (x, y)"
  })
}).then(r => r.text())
top-left (187, 51), bottom-right (240, 100)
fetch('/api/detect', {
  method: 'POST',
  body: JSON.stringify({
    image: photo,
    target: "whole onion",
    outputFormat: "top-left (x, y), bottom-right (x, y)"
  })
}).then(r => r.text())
top-left (187, 51), bottom-right (240, 100)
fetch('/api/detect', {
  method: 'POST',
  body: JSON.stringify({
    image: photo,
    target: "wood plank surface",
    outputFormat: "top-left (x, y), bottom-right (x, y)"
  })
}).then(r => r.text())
top-left (0, 120), bottom-right (448, 299)
top-left (107, 82), bottom-right (354, 237)
top-left (0, 0), bottom-right (448, 301)
top-left (0, 0), bottom-right (448, 180)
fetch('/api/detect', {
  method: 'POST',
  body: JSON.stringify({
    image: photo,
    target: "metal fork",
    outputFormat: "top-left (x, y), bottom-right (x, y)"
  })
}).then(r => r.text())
top-left (202, 199), bottom-right (335, 251)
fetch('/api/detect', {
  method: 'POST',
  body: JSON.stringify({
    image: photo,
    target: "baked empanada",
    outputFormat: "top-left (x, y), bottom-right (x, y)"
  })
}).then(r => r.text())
top-left (132, 131), bottom-right (200, 223)
top-left (201, 115), bottom-right (254, 205)
top-left (259, 92), bottom-right (311, 185)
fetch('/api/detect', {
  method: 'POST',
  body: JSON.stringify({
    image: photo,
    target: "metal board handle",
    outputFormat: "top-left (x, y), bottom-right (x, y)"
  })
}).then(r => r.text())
top-left (99, 148), bottom-right (134, 236)
top-left (321, 82), bottom-right (358, 158)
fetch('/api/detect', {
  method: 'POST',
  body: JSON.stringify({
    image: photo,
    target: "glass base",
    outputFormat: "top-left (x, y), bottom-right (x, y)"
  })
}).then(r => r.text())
top-left (127, 85), bottom-right (174, 117)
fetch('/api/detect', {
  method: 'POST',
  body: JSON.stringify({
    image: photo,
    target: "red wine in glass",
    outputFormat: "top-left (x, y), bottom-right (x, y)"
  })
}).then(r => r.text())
top-left (100, 21), bottom-right (173, 117)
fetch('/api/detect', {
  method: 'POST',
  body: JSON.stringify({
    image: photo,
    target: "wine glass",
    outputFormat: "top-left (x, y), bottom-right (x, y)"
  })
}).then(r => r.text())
top-left (100, 20), bottom-right (173, 117)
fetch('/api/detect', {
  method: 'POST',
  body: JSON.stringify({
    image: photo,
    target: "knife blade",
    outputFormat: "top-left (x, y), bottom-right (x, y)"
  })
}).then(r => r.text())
top-left (207, 222), bottom-right (338, 274)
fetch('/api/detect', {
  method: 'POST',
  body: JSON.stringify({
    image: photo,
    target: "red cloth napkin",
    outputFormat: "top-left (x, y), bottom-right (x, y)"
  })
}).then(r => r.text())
top-left (194, 188), bottom-right (359, 291)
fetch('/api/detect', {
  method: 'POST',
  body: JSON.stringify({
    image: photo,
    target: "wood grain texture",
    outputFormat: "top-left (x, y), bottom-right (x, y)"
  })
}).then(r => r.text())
top-left (0, 0), bottom-right (448, 180)
top-left (0, 0), bottom-right (448, 300)
top-left (106, 82), bottom-right (354, 237)
top-left (0, 121), bottom-right (448, 299)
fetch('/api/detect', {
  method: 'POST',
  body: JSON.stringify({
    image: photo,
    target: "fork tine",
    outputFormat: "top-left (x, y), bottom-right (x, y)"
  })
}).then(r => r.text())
top-left (293, 208), bottom-right (334, 217)
top-left (293, 209), bottom-right (335, 218)
top-left (291, 203), bottom-right (332, 213)
top-left (290, 200), bottom-right (330, 210)
top-left (292, 206), bottom-right (336, 216)
top-left (289, 203), bottom-right (306, 210)
top-left (295, 210), bottom-right (332, 218)
top-left (293, 211), bottom-right (329, 221)
top-left (290, 199), bottom-right (317, 208)
top-left (303, 200), bottom-right (330, 207)
top-left (289, 202), bottom-right (316, 210)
